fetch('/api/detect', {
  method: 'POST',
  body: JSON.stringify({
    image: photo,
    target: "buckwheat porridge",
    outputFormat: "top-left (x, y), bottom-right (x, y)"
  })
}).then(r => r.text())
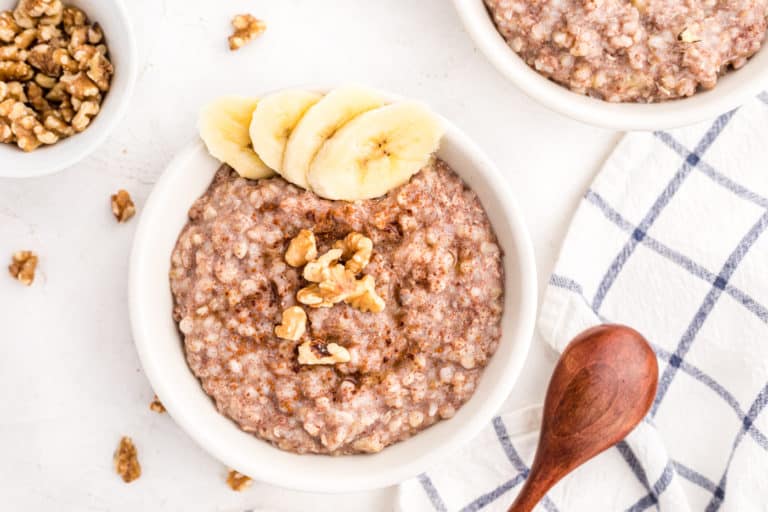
top-left (169, 160), bottom-right (504, 455)
top-left (485, 0), bottom-right (768, 101)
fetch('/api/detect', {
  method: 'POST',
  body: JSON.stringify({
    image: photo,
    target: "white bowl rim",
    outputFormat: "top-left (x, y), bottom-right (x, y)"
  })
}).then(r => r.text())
top-left (129, 88), bottom-right (538, 493)
top-left (0, 0), bottom-right (138, 178)
top-left (452, 0), bottom-right (768, 131)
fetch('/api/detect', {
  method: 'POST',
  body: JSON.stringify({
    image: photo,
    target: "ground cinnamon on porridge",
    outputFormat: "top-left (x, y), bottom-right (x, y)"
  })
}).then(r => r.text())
top-left (169, 161), bottom-right (504, 454)
top-left (485, 0), bottom-right (768, 102)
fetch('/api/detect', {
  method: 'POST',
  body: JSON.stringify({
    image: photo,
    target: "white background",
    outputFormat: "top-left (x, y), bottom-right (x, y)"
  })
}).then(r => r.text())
top-left (0, 0), bottom-right (620, 510)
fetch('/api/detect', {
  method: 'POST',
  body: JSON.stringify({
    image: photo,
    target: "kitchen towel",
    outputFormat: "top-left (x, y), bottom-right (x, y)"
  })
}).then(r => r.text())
top-left (398, 94), bottom-right (768, 511)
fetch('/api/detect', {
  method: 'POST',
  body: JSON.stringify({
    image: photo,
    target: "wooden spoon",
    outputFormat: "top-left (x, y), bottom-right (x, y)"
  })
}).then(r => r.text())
top-left (508, 324), bottom-right (658, 512)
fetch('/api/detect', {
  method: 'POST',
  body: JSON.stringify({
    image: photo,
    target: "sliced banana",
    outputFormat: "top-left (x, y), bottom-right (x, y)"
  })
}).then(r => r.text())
top-left (249, 89), bottom-right (323, 173)
top-left (281, 85), bottom-right (386, 189)
top-left (198, 96), bottom-right (274, 180)
top-left (307, 102), bottom-right (444, 201)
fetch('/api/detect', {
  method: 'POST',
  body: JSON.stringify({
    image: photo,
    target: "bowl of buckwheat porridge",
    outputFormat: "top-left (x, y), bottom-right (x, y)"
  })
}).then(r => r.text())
top-left (0, 0), bottom-right (137, 178)
top-left (453, 0), bottom-right (768, 130)
top-left (129, 86), bottom-right (537, 492)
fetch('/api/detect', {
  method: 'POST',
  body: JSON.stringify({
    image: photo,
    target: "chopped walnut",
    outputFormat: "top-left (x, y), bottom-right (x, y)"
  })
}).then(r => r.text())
top-left (228, 14), bottom-right (266, 51)
top-left (298, 340), bottom-right (351, 365)
top-left (274, 306), bottom-right (307, 341)
top-left (113, 436), bottom-right (141, 483)
top-left (111, 189), bottom-right (136, 223)
top-left (333, 232), bottom-right (373, 273)
top-left (347, 275), bottom-right (386, 313)
top-left (0, 1), bottom-right (113, 152)
top-left (0, 60), bottom-right (33, 80)
top-left (149, 395), bottom-right (166, 413)
top-left (0, 11), bottom-right (20, 42)
top-left (8, 250), bottom-right (37, 285)
top-left (303, 248), bottom-right (343, 282)
top-left (296, 284), bottom-right (326, 307)
top-left (60, 71), bottom-right (98, 99)
top-left (71, 99), bottom-right (98, 132)
top-left (226, 469), bottom-right (253, 491)
top-left (291, 232), bottom-right (386, 313)
top-left (13, 28), bottom-right (36, 48)
top-left (285, 229), bottom-right (317, 267)
top-left (298, 263), bottom-right (358, 308)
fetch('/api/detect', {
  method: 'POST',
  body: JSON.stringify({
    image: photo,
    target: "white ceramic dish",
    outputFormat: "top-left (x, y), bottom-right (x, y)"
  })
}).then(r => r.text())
top-left (0, 0), bottom-right (137, 178)
top-left (129, 91), bottom-right (537, 492)
top-left (452, 0), bottom-right (768, 131)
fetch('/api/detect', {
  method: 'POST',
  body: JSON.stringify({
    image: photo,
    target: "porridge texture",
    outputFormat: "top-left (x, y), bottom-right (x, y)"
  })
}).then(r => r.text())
top-left (170, 160), bottom-right (504, 454)
top-left (485, 0), bottom-right (768, 101)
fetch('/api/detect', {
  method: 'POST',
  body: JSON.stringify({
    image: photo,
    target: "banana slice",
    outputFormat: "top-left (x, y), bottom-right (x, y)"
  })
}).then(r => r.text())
top-left (281, 85), bottom-right (386, 189)
top-left (307, 102), bottom-right (444, 200)
top-left (249, 89), bottom-right (323, 173)
top-left (198, 96), bottom-right (274, 180)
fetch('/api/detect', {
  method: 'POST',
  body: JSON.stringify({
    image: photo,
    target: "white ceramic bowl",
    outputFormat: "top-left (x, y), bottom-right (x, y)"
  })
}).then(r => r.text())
top-left (453, 0), bottom-right (768, 130)
top-left (129, 94), bottom-right (537, 492)
top-left (0, 0), bottom-right (137, 178)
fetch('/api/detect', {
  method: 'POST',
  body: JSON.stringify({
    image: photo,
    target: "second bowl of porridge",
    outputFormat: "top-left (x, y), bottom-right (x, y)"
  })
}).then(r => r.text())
top-left (453, 0), bottom-right (768, 130)
top-left (129, 86), bottom-right (537, 491)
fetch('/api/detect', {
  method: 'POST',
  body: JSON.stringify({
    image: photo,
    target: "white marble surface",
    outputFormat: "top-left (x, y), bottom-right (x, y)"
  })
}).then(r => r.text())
top-left (0, 0), bottom-right (621, 510)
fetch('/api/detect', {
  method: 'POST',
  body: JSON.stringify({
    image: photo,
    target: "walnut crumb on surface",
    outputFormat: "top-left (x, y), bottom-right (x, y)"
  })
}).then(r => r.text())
top-left (113, 436), bottom-right (141, 483)
top-left (111, 189), bottom-right (135, 223)
top-left (149, 395), bottom-right (165, 413)
top-left (226, 469), bottom-right (252, 491)
top-left (228, 14), bottom-right (265, 51)
top-left (8, 250), bottom-right (37, 285)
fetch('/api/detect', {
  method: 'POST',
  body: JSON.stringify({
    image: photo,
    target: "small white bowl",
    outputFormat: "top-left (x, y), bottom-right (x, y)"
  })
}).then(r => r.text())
top-left (129, 91), bottom-right (537, 492)
top-left (0, 0), bottom-right (137, 178)
top-left (453, 0), bottom-right (768, 130)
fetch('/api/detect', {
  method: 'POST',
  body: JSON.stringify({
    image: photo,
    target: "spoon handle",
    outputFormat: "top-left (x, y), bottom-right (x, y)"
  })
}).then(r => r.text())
top-left (508, 466), bottom-right (557, 512)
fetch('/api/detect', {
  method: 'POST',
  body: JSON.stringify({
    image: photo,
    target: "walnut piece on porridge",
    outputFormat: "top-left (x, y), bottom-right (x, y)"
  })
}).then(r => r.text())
top-left (149, 395), bottom-right (165, 413)
top-left (0, 0), bottom-right (113, 152)
top-left (113, 436), bottom-right (141, 483)
top-left (284, 228), bottom-right (317, 267)
top-left (8, 250), bottom-right (37, 285)
top-left (226, 469), bottom-right (253, 491)
top-left (296, 237), bottom-right (386, 311)
top-left (274, 306), bottom-right (307, 341)
top-left (347, 275), bottom-right (385, 313)
top-left (228, 14), bottom-right (265, 51)
top-left (333, 232), bottom-right (373, 273)
top-left (297, 340), bottom-right (351, 365)
top-left (111, 189), bottom-right (135, 223)
top-left (303, 248), bottom-right (344, 283)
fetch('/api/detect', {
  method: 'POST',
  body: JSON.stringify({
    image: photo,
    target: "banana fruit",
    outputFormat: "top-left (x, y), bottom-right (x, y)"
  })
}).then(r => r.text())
top-left (198, 96), bottom-right (274, 180)
top-left (199, 86), bottom-right (445, 201)
top-left (249, 89), bottom-right (323, 172)
top-left (281, 85), bottom-right (386, 189)
top-left (307, 102), bottom-right (444, 200)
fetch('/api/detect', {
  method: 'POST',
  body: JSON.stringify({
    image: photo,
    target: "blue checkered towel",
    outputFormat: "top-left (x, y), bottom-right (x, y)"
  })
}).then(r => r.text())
top-left (397, 94), bottom-right (768, 511)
